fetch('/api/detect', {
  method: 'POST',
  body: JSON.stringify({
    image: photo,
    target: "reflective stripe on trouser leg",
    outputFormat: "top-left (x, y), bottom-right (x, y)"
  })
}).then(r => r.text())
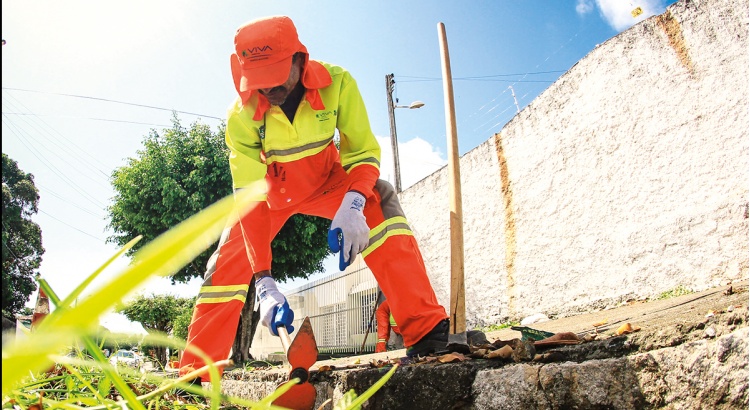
top-left (362, 180), bottom-right (447, 347)
top-left (179, 204), bottom-right (295, 381)
top-left (179, 221), bottom-right (251, 381)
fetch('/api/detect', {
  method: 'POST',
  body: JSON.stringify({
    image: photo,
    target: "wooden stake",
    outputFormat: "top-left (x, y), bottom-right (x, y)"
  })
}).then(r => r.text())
top-left (438, 22), bottom-right (466, 337)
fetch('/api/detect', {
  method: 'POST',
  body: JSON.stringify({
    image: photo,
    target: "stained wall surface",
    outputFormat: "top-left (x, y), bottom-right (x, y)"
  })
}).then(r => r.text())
top-left (399, 0), bottom-right (749, 326)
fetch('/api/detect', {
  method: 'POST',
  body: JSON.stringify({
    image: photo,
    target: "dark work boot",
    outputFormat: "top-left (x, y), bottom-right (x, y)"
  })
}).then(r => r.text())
top-left (406, 319), bottom-right (489, 358)
top-left (406, 319), bottom-right (450, 357)
top-left (468, 329), bottom-right (489, 345)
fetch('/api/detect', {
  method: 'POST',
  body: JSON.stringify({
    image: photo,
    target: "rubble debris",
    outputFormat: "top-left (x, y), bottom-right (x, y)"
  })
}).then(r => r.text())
top-left (487, 345), bottom-right (513, 360)
top-left (533, 332), bottom-right (581, 347)
top-left (437, 352), bottom-right (470, 363)
top-left (582, 333), bottom-right (598, 343)
top-left (592, 318), bottom-right (608, 328)
top-left (511, 340), bottom-right (536, 362)
top-left (510, 326), bottom-right (555, 341)
top-left (615, 323), bottom-right (641, 335)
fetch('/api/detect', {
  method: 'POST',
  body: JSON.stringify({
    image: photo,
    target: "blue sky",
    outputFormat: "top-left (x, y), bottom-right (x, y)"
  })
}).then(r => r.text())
top-left (2, 0), bottom-right (676, 308)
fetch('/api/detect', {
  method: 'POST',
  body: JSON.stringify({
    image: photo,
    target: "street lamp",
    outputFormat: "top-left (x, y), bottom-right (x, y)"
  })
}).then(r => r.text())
top-left (385, 73), bottom-right (424, 193)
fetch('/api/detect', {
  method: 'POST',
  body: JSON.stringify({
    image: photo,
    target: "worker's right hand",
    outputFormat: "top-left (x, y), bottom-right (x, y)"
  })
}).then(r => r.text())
top-left (256, 276), bottom-right (295, 336)
top-left (375, 341), bottom-right (387, 353)
top-left (329, 191), bottom-right (369, 270)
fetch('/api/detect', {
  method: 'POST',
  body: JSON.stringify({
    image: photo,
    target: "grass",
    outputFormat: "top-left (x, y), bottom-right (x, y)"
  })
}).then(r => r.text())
top-left (653, 285), bottom-right (693, 301)
top-left (478, 321), bottom-right (520, 333)
top-left (2, 182), bottom-right (399, 409)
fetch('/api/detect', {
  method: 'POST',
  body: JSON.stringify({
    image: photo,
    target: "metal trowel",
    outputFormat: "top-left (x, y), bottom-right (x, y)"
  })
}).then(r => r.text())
top-left (272, 316), bottom-right (318, 410)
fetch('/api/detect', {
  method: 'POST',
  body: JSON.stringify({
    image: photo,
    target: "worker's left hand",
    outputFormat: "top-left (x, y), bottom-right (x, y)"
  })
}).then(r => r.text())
top-left (257, 276), bottom-right (295, 336)
top-left (329, 191), bottom-right (369, 269)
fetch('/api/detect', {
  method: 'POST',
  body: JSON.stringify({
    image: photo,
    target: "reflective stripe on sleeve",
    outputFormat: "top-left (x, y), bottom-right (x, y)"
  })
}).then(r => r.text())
top-left (342, 156), bottom-right (380, 171)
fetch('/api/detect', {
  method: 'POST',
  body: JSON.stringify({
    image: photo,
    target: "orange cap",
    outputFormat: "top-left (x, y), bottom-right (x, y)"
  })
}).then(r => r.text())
top-left (232, 16), bottom-right (308, 91)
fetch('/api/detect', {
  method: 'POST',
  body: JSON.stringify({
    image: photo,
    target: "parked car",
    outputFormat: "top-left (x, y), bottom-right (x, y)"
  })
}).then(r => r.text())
top-left (109, 350), bottom-right (141, 369)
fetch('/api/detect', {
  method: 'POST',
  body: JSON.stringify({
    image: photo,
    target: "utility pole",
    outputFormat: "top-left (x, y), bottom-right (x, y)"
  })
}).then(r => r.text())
top-left (385, 73), bottom-right (402, 193)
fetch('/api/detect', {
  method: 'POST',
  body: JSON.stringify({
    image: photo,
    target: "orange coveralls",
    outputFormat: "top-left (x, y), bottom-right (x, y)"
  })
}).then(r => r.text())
top-left (376, 299), bottom-right (402, 351)
top-left (180, 60), bottom-right (447, 381)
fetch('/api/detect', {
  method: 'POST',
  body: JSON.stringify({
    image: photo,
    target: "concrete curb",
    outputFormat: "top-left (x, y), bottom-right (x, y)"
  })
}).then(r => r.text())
top-left (221, 282), bottom-right (748, 409)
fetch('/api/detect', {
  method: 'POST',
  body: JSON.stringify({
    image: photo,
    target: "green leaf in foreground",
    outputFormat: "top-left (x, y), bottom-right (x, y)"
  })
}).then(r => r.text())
top-left (2, 182), bottom-right (264, 395)
top-left (3, 177), bottom-right (398, 409)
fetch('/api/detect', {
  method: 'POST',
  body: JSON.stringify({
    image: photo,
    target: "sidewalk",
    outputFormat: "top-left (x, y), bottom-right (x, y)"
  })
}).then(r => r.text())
top-left (223, 280), bottom-right (748, 409)
top-left (310, 280), bottom-right (746, 369)
top-left (485, 280), bottom-right (746, 344)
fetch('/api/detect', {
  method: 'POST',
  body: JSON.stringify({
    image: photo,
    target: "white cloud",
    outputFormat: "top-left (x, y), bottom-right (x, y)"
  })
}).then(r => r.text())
top-left (376, 136), bottom-right (447, 191)
top-left (576, 0), bottom-right (595, 15)
top-left (595, 0), bottom-right (667, 32)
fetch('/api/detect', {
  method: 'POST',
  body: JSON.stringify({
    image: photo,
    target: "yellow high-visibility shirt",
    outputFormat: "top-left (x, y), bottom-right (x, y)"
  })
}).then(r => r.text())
top-left (226, 61), bottom-right (380, 206)
top-left (224, 61), bottom-right (381, 272)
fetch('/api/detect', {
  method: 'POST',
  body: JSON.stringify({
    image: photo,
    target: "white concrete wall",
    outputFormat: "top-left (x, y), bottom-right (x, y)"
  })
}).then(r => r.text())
top-left (400, 0), bottom-right (749, 327)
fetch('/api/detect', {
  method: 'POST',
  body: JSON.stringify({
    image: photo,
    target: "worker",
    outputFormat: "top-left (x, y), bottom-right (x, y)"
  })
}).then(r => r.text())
top-left (375, 298), bottom-right (404, 352)
top-left (179, 15), bottom-right (479, 383)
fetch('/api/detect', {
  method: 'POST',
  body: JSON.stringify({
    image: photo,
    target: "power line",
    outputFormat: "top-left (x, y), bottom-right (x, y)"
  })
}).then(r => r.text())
top-left (453, 21), bottom-right (590, 143)
top-left (37, 210), bottom-right (105, 242)
top-left (2, 113), bottom-right (109, 209)
top-left (1, 89), bottom-right (164, 246)
top-left (2, 87), bottom-right (223, 121)
top-left (397, 70), bottom-right (566, 81)
top-left (398, 78), bottom-right (556, 83)
top-left (37, 183), bottom-right (107, 219)
top-left (1, 112), bottom-right (170, 128)
top-left (3, 92), bottom-right (114, 177)
top-left (424, 20), bottom-right (588, 148)
top-left (1, 108), bottom-right (111, 191)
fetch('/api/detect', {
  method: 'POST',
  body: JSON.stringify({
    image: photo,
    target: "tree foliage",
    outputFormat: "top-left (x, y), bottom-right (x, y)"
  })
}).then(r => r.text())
top-left (107, 116), bottom-right (232, 283)
top-left (2, 153), bottom-right (44, 318)
top-left (117, 294), bottom-right (194, 364)
top-left (117, 294), bottom-right (193, 335)
top-left (106, 116), bottom-right (331, 284)
top-left (171, 298), bottom-right (195, 342)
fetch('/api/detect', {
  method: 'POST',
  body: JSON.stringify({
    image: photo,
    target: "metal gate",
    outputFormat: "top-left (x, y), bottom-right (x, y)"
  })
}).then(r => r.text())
top-left (284, 256), bottom-right (380, 356)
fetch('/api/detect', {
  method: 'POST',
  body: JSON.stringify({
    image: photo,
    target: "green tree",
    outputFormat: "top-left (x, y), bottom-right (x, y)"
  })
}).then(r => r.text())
top-left (172, 297), bottom-right (196, 342)
top-left (107, 116), bottom-right (231, 283)
top-left (106, 116), bottom-right (331, 364)
top-left (117, 294), bottom-right (194, 364)
top-left (2, 153), bottom-right (44, 318)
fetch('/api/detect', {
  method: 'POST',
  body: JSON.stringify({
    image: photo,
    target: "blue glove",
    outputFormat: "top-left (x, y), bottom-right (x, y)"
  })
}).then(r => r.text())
top-left (257, 276), bottom-right (294, 336)
top-left (272, 300), bottom-right (295, 336)
top-left (328, 228), bottom-right (349, 271)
